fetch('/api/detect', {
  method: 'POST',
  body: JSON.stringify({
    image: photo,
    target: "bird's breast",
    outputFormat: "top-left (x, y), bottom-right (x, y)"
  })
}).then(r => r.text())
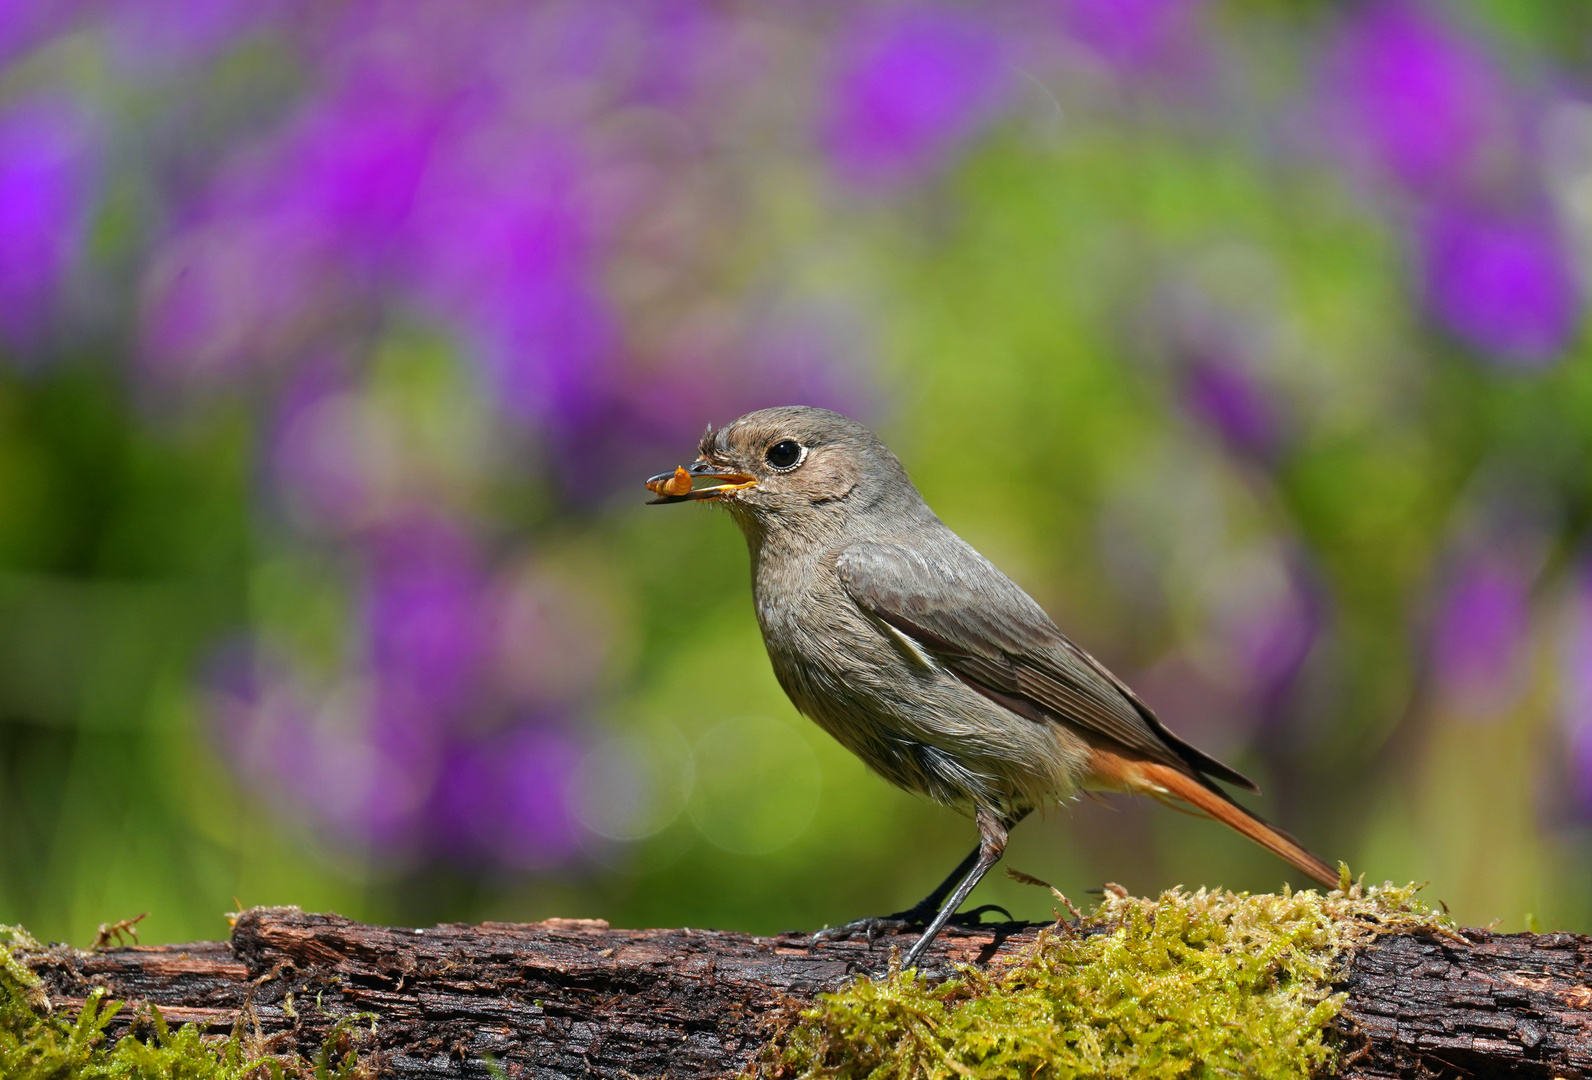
top-left (749, 551), bottom-right (1089, 812)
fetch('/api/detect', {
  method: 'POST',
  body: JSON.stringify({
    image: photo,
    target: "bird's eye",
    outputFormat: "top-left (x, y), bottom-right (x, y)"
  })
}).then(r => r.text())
top-left (765, 439), bottom-right (804, 470)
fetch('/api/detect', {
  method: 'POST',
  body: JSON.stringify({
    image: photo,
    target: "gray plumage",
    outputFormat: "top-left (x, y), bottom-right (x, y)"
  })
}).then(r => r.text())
top-left (692, 406), bottom-right (1240, 812)
top-left (648, 405), bottom-right (1336, 966)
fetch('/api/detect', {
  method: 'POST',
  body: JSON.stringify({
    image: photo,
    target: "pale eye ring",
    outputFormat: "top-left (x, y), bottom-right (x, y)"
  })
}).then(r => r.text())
top-left (764, 439), bottom-right (805, 471)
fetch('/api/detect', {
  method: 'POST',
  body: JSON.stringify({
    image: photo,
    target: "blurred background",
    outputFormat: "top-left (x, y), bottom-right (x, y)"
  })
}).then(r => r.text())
top-left (3, 0), bottom-right (1592, 948)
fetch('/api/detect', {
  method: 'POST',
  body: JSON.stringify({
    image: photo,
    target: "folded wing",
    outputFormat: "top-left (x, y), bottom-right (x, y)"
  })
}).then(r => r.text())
top-left (835, 538), bottom-right (1259, 794)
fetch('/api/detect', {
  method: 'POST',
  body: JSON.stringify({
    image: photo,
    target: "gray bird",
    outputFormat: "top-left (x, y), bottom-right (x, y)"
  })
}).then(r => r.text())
top-left (646, 405), bottom-right (1336, 969)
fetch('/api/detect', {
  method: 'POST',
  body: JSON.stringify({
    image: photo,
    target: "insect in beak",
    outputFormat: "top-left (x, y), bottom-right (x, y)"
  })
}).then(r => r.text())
top-left (644, 460), bottom-right (758, 504)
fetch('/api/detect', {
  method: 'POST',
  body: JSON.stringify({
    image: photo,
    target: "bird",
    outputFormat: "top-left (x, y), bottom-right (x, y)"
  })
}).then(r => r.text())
top-left (645, 405), bottom-right (1337, 970)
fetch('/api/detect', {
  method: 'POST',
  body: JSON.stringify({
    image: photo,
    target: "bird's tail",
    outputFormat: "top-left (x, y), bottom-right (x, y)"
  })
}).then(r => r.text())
top-left (1088, 750), bottom-right (1339, 890)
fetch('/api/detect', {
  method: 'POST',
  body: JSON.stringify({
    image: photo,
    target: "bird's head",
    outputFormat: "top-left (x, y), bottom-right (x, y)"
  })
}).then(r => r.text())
top-left (645, 405), bottom-right (913, 538)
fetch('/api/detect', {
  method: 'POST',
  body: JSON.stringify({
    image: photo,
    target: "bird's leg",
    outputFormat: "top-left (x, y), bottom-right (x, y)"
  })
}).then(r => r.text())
top-left (897, 806), bottom-right (1011, 971)
top-left (813, 807), bottom-right (1029, 944)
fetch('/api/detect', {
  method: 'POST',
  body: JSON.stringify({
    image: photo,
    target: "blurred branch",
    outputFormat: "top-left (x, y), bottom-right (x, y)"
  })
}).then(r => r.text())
top-left (17, 908), bottom-right (1591, 1078)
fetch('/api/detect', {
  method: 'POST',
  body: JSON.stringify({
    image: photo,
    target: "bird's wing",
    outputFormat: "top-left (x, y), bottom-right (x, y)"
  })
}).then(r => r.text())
top-left (836, 539), bottom-right (1258, 792)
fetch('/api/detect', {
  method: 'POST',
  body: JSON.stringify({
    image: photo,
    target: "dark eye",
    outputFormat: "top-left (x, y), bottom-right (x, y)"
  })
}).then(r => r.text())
top-left (765, 439), bottom-right (804, 470)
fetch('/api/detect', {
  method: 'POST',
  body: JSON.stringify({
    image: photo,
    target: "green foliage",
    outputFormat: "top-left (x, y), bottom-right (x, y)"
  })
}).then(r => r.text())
top-left (0, 925), bottom-right (372, 1080)
top-left (765, 879), bottom-right (1450, 1079)
top-left (6, 0), bottom-right (1592, 952)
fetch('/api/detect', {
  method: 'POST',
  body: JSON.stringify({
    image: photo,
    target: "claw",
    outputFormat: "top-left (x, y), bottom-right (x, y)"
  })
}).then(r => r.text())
top-left (812, 911), bottom-right (928, 945)
top-left (813, 903), bottom-right (1015, 948)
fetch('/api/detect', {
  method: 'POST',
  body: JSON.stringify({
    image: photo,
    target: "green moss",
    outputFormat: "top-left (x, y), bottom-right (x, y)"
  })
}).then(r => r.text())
top-left (762, 875), bottom-right (1453, 1079)
top-left (0, 924), bottom-right (374, 1080)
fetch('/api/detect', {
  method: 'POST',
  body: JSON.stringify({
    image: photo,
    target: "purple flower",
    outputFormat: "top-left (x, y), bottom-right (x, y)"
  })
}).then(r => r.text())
top-left (1562, 563), bottom-right (1592, 814)
top-left (1182, 356), bottom-right (1281, 459)
top-left (140, 206), bottom-right (342, 381)
top-left (286, 89), bottom-right (442, 261)
top-left (0, 0), bottom-right (89, 67)
top-left (0, 97), bottom-right (98, 353)
top-left (1059, 0), bottom-right (1204, 73)
top-left (1571, 725), bottom-right (1592, 819)
top-left (492, 724), bottom-right (581, 864)
top-left (206, 627), bottom-right (589, 866)
top-left (205, 641), bottom-right (438, 854)
top-left (623, 1), bottom-right (722, 107)
top-left (1421, 206), bottom-right (1581, 366)
top-left (105, 0), bottom-right (294, 70)
top-left (138, 7), bottom-right (626, 420)
top-left (1430, 551), bottom-right (1531, 718)
top-left (365, 517), bottom-right (488, 716)
top-left (1326, 1), bottom-right (1510, 197)
top-left (1203, 551), bottom-right (1322, 723)
top-left (406, 138), bottom-right (617, 427)
top-left (351, 686), bottom-right (446, 852)
top-left (140, 82), bottom-right (442, 380)
top-left (432, 724), bottom-right (582, 867)
top-left (1229, 568), bottom-right (1320, 715)
top-left (822, 5), bottom-right (1009, 188)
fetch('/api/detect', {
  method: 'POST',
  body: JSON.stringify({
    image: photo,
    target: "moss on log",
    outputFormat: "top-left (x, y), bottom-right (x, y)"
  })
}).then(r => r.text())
top-left (7, 884), bottom-right (1591, 1079)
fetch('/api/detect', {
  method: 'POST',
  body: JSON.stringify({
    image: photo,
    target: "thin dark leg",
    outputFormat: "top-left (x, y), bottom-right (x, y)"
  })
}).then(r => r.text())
top-left (909, 844), bottom-right (982, 911)
top-left (898, 806), bottom-right (1012, 971)
top-left (813, 807), bottom-right (1030, 944)
top-left (908, 805), bottom-right (1031, 915)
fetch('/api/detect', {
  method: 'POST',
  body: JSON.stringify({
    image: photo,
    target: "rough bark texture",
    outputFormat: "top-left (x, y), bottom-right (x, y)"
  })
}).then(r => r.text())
top-left (16, 908), bottom-right (1592, 1079)
top-left (1334, 928), bottom-right (1592, 1079)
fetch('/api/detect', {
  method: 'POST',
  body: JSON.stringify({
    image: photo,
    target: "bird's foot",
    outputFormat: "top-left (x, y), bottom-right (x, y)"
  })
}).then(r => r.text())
top-left (812, 903), bottom-right (1014, 945)
top-left (811, 913), bottom-right (918, 945)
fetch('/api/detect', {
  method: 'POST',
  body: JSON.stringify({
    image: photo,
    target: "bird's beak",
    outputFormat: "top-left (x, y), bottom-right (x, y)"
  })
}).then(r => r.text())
top-left (645, 460), bottom-right (758, 504)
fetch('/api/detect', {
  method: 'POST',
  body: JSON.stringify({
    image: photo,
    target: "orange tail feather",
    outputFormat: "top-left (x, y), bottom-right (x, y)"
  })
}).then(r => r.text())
top-left (1089, 751), bottom-right (1339, 890)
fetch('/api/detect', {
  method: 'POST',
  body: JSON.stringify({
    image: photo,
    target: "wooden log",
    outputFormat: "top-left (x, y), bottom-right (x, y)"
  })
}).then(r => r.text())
top-left (17, 908), bottom-right (1592, 1078)
top-left (1333, 928), bottom-right (1592, 1079)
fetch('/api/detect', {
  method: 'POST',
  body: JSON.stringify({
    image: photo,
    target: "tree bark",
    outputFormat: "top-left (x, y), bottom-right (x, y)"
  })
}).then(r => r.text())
top-left (1332, 928), bottom-right (1592, 1079)
top-left (16, 908), bottom-right (1592, 1079)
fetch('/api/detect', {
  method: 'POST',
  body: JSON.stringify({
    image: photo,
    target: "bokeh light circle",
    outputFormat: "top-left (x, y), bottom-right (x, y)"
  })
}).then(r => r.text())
top-left (571, 728), bottom-right (694, 842)
top-left (688, 716), bottom-right (822, 855)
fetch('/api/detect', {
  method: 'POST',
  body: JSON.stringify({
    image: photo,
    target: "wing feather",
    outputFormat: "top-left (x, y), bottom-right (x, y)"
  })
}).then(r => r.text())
top-left (837, 539), bottom-right (1258, 793)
